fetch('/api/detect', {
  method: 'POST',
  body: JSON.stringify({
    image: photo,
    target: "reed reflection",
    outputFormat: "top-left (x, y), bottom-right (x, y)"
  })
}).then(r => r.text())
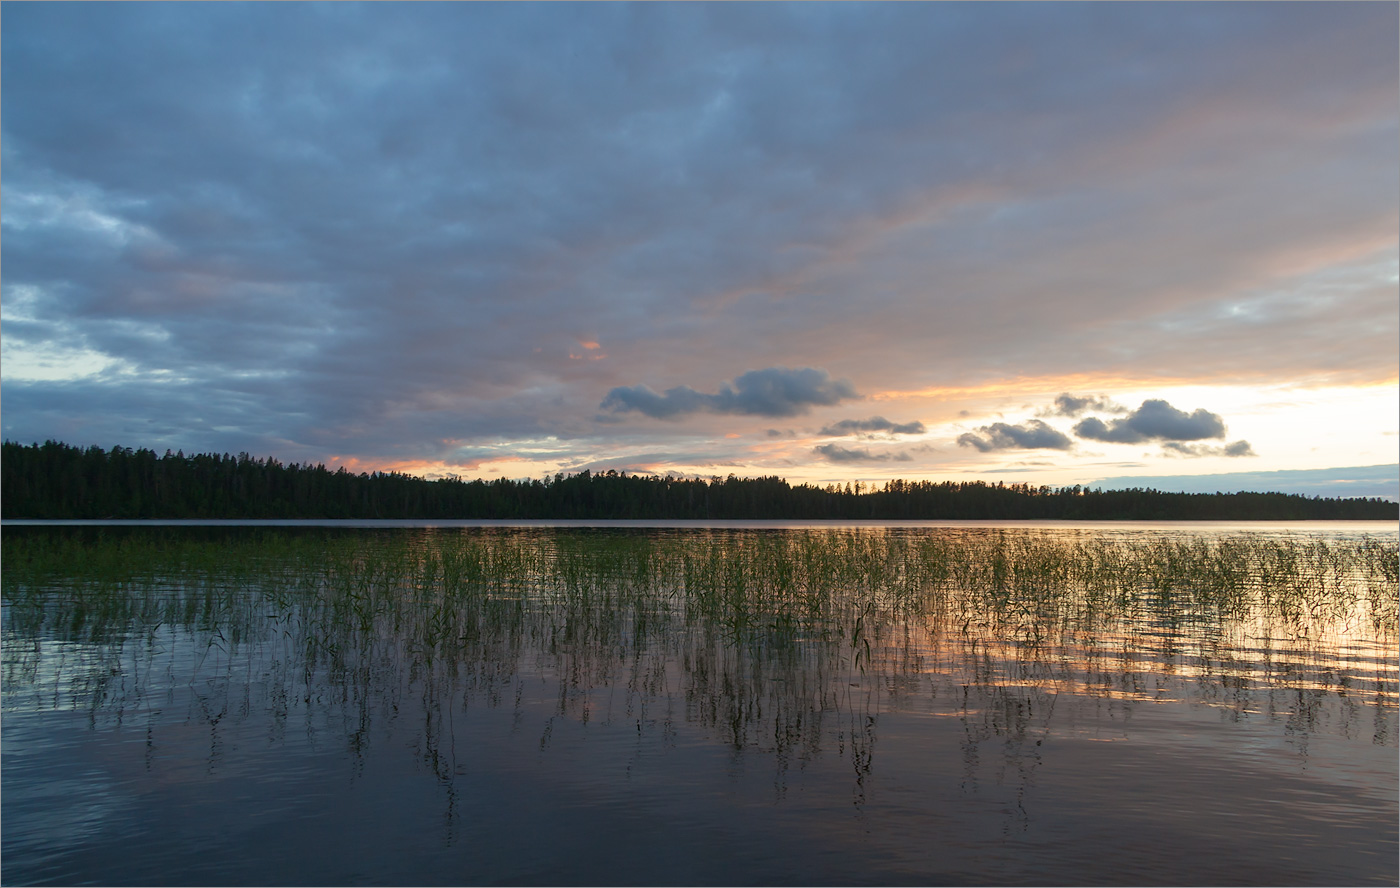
top-left (3, 526), bottom-right (1395, 825)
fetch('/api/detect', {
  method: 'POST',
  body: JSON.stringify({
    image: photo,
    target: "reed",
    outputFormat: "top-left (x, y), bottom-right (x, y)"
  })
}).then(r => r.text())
top-left (4, 527), bottom-right (1393, 722)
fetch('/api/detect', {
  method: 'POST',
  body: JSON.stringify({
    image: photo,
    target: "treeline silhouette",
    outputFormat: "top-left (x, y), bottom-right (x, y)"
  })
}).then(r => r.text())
top-left (3, 440), bottom-right (1395, 521)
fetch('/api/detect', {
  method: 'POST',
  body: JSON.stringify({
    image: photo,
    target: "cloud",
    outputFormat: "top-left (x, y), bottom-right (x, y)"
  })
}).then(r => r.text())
top-left (0, 3), bottom-right (1393, 479)
top-left (1162, 440), bottom-right (1257, 458)
top-left (814, 443), bottom-right (912, 464)
top-left (1073, 399), bottom-right (1227, 444)
top-left (598, 385), bottom-right (708, 421)
top-left (1048, 393), bottom-right (1124, 417)
top-left (600, 367), bottom-right (858, 420)
top-left (819, 416), bottom-right (925, 437)
top-left (957, 420), bottom-right (1074, 453)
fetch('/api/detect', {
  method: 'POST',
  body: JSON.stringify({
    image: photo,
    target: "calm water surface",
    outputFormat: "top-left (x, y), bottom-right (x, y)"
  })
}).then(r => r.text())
top-left (2, 523), bottom-right (1396, 886)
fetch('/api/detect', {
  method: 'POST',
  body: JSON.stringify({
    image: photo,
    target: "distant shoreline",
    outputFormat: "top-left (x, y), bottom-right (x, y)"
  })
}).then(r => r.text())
top-left (5, 441), bottom-right (1396, 522)
top-left (5, 519), bottom-right (1396, 533)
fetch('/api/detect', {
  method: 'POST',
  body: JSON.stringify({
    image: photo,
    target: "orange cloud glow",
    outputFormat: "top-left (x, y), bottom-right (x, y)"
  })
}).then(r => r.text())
top-left (569, 338), bottom-right (607, 360)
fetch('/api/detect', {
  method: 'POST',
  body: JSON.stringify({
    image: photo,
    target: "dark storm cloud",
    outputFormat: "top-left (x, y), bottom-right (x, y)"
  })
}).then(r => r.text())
top-left (1049, 394), bottom-right (1124, 417)
top-left (600, 367), bottom-right (858, 420)
top-left (814, 444), bottom-right (912, 464)
top-left (1073, 400), bottom-right (1227, 444)
top-left (819, 417), bottom-right (925, 437)
top-left (957, 420), bottom-right (1074, 453)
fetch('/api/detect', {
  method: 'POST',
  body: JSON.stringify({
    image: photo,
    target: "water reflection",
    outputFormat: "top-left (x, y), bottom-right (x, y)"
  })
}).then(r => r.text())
top-left (2, 526), bottom-right (1396, 885)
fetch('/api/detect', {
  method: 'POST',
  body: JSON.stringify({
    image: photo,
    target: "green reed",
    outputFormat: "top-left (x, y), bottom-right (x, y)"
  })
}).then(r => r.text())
top-left (4, 526), bottom-right (1394, 769)
top-left (3, 528), bottom-right (1395, 678)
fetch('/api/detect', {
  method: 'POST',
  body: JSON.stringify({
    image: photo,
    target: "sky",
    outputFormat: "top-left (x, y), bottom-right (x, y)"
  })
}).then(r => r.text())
top-left (3, 3), bottom-right (1397, 499)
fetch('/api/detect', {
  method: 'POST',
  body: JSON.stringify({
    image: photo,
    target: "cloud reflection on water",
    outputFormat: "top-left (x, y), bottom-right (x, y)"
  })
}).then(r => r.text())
top-left (2, 525), bottom-right (1396, 884)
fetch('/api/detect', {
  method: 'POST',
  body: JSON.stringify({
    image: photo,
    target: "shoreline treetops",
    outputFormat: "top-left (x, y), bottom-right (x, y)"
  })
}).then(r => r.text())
top-left (2, 440), bottom-right (1395, 521)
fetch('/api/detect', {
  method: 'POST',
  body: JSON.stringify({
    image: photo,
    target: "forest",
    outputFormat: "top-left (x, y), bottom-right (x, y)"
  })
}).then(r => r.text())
top-left (2, 440), bottom-right (1396, 521)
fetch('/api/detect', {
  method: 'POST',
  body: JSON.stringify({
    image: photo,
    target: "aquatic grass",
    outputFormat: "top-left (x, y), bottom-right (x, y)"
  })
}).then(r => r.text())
top-left (7, 529), bottom-right (1394, 635)
top-left (4, 527), bottom-right (1394, 728)
top-left (5, 522), bottom-right (1394, 869)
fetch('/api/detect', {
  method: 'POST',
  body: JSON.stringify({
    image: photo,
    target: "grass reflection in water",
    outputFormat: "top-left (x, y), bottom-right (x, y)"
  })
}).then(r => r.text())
top-left (2, 526), bottom-right (1396, 885)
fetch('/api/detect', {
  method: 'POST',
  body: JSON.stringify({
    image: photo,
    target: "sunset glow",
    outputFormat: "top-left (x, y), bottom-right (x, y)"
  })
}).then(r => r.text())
top-left (2, 3), bottom-right (1395, 499)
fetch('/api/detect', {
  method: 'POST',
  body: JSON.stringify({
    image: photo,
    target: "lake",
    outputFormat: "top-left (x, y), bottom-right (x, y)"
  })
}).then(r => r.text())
top-left (2, 522), bottom-right (1396, 886)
